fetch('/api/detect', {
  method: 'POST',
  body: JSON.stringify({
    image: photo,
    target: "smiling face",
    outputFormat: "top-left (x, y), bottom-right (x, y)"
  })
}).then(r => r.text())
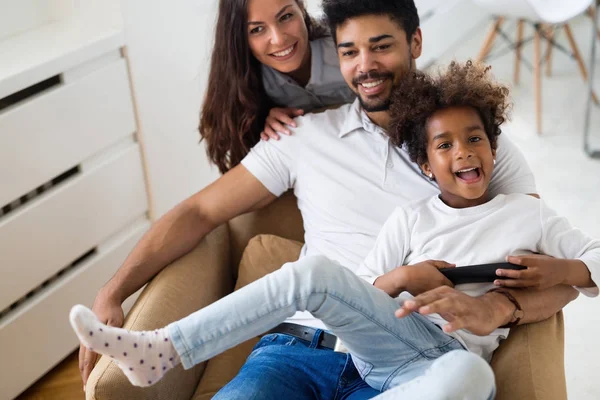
top-left (421, 106), bottom-right (496, 208)
top-left (246, 0), bottom-right (310, 75)
top-left (335, 14), bottom-right (422, 121)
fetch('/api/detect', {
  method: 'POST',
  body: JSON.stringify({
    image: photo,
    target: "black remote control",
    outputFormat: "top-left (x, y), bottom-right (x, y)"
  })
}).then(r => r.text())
top-left (439, 262), bottom-right (526, 285)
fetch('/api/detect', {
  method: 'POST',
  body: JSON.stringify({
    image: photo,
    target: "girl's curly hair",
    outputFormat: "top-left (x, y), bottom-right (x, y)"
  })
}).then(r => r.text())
top-left (388, 60), bottom-right (511, 165)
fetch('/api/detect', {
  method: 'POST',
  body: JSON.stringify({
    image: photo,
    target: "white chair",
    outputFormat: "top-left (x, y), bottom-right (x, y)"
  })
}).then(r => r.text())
top-left (473, 0), bottom-right (598, 134)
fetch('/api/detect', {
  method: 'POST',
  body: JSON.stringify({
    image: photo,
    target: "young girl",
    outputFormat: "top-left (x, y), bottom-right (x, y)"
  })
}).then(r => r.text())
top-left (70, 61), bottom-right (599, 399)
top-left (201, 0), bottom-right (354, 174)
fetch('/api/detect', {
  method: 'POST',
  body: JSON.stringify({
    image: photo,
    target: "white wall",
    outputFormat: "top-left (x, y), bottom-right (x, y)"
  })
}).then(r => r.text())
top-left (0, 0), bottom-right (76, 40)
top-left (416, 0), bottom-right (488, 68)
top-left (0, 0), bottom-right (123, 41)
top-left (120, 0), bottom-right (221, 218)
top-left (305, 0), bottom-right (324, 17)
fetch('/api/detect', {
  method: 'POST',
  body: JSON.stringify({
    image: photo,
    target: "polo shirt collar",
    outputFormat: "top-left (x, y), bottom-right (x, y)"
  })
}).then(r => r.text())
top-left (262, 63), bottom-right (290, 87)
top-left (339, 99), bottom-right (387, 139)
top-left (339, 99), bottom-right (364, 137)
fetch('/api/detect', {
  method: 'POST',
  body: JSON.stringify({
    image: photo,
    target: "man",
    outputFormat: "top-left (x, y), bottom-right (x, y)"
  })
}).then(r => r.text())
top-left (81, 0), bottom-right (580, 398)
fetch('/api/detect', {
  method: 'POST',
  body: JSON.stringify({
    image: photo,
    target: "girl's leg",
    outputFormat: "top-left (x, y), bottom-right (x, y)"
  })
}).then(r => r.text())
top-left (70, 255), bottom-right (475, 390)
top-left (71, 254), bottom-right (370, 386)
top-left (372, 350), bottom-right (496, 400)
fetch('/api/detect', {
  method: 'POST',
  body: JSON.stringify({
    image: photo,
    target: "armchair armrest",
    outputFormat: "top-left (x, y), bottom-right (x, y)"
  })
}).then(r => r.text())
top-left (86, 225), bottom-right (234, 400)
top-left (491, 311), bottom-right (567, 400)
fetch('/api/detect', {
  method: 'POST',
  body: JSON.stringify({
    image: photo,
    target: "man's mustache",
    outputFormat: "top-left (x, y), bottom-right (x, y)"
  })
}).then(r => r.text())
top-left (352, 71), bottom-right (394, 86)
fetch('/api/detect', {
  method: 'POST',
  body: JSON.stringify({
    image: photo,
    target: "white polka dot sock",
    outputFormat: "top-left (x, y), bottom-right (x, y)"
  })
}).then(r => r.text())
top-left (69, 304), bottom-right (180, 387)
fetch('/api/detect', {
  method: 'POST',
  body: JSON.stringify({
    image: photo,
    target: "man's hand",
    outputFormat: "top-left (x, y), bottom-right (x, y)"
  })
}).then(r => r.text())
top-left (395, 286), bottom-right (514, 336)
top-left (261, 107), bottom-right (304, 140)
top-left (374, 260), bottom-right (455, 297)
top-left (494, 254), bottom-right (573, 290)
top-left (79, 290), bottom-right (124, 390)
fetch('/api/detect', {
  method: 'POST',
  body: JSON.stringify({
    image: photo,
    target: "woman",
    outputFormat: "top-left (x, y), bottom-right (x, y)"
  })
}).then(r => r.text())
top-left (200, 0), bottom-right (355, 174)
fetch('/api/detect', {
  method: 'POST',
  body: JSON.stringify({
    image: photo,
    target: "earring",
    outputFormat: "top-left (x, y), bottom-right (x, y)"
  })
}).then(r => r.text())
top-left (428, 173), bottom-right (434, 181)
top-left (493, 159), bottom-right (496, 165)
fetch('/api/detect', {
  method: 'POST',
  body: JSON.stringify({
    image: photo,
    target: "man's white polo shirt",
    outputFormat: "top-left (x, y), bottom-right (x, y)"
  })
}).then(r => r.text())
top-left (241, 99), bottom-right (536, 328)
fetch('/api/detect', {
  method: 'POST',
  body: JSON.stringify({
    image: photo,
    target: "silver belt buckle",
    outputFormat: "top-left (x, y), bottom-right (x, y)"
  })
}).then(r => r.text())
top-left (333, 338), bottom-right (349, 353)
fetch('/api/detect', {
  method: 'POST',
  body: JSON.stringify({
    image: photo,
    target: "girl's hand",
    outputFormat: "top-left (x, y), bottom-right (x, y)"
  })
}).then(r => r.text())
top-left (401, 260), bottom-right (456, 296)
top-left (261, 107), bottom-right (304, 141)
top-left (494, 255), bottom-right (569, 290)
top-left (375, 260), bottom-right (455, 297)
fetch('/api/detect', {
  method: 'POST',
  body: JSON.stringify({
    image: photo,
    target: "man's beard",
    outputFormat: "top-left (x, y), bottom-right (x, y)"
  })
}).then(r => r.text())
top-left (352, 71), bottom-right (395, 112)
top-left (359, 94), bottom-right (392, 112)
top-left (353, 57), bottom-right (413, 113)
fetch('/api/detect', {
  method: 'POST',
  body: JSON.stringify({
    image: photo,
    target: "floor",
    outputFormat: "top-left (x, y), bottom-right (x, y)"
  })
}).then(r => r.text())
top-left (14, 13), bottom-right (600, 400)
top-left (15, 351), bottom-right (81, 400)
top-left (432, 15), bottom-right (600, 400)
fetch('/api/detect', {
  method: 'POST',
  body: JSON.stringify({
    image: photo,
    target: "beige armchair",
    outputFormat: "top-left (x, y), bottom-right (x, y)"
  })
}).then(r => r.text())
top-left (85, 192), bottom-right (567, 400)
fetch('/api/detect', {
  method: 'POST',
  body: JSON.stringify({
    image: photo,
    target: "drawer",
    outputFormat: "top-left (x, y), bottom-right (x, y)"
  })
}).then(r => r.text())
top-left (0, 218), bottom-right (149, 400)
top-left (0, 59), bottom-right (136, 207)
top-left (0, 143), bottom-right (148, 311)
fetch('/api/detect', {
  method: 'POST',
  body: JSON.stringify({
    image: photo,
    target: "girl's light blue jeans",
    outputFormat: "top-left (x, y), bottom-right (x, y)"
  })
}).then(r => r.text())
top-left (167, 255), bottom-right (495, 398)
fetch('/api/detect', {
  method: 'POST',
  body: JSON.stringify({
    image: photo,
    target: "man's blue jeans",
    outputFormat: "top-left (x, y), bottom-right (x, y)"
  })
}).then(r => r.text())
top-left (213, 333), bottom-right (380, 400)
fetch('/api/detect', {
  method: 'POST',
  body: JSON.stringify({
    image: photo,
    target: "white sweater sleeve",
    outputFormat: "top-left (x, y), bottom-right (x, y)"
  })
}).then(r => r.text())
top-left (356, 207), bottom-right (411, 285)
top-left (539, 201), bottom-right (600, 297)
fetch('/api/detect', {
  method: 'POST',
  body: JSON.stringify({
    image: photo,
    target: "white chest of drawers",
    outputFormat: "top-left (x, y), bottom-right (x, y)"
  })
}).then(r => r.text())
top-left (0, 5), bottom-right (151, 398)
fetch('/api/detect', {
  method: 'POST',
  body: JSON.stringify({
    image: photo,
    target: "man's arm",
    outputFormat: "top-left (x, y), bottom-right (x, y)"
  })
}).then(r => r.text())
top-left (102, 164), bottom-right (277, 304)
top-left (503, 284), bottom-right (579, 325)
top-left (80, 164), bottom-right (276, 386)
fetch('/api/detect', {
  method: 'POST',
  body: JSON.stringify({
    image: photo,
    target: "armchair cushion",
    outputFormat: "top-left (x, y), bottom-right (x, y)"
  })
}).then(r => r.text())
top-left (191, 235), bottom-right (303, 399)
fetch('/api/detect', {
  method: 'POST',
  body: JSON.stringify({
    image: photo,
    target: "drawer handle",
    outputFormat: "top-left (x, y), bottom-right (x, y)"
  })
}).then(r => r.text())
top-left (0, 247), bottom-right (97, 321)
top-left (0, 75), bottom-right (61, 113)
top-left (1, 165), bottom-right (80, 219)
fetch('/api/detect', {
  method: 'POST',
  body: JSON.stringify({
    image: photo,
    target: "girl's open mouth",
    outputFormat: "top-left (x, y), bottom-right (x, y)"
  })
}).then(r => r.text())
top-left (455, 167), bottom-right (482, 183)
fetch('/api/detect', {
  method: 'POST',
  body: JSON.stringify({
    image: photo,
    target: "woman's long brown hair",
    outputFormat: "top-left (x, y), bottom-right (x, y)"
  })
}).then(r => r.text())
top-left (199, 0), bottom-right (328, 174)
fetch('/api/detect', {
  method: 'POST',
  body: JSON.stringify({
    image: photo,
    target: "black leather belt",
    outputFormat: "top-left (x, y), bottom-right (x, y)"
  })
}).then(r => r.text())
top-left (268, 323), bottom-right (338, 350)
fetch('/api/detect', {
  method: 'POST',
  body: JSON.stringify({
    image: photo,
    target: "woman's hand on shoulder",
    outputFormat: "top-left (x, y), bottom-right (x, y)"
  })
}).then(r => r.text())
top-left (261, 107), bottom-right (305, 141)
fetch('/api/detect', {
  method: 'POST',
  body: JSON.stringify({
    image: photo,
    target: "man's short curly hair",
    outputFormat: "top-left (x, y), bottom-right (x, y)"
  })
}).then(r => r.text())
top-left (388, 61), bottom-right (511, 166)
top-left (323, 0), bottom-right (419, 43)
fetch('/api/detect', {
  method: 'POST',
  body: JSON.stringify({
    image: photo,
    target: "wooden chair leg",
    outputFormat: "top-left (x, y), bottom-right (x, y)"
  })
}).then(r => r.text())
top-left (564, 23), bottom-right (600, 105)
top-left (587, 6), bottom-right (600, 42)
top-left (515, 20), bottom-right (525, 84)
top-left (545, 26), bottom-right (554, 77)
top-left (534, 27), bottom-right (542, 134)
top-left (477, 17), bottom-right (504, 62)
